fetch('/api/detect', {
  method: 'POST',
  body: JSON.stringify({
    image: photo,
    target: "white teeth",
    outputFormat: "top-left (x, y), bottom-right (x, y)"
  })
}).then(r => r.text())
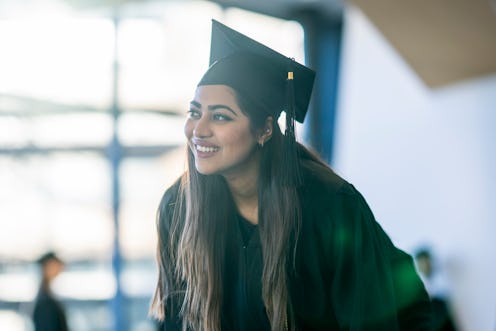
top-left (196, 145), bottom-right (219, 153)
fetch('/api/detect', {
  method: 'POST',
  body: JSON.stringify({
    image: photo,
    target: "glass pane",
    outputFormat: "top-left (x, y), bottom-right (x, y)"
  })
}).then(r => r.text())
top-left (0, 18), bottom-right (114, 108)
top-left (119, 147), bottom-right (186, 260)
top-left (0, 153), bottom-right (113, 260)
top-left (118, 112), bottom-right (185, 146)
top-left (0, 115), bottom-right (24, 148)
top-left (0, 310), bottom-right (31, 331)
top-left (0, 113), bottom-right (112, 148)
top-left (118, 2), bottom-right (222, 114)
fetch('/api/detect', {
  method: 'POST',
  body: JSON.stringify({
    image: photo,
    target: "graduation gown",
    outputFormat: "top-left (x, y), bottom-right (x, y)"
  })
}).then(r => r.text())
top-left (159, 163), bottom-right (432, 330)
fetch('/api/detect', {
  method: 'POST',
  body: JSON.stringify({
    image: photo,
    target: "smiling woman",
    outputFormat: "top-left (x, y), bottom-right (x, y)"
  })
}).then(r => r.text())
top-left (150, 20), bottom-right (433, 331)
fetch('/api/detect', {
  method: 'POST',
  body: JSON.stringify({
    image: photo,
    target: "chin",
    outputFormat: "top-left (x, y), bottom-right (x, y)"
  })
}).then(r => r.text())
top-left (194, 164), bottom-right (218, 176)
top-left (196, 169), bottom-right (215, 175)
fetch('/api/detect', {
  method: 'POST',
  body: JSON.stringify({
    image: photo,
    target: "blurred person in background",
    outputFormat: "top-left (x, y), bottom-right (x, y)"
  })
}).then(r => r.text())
top-left (31, 251), bottom-right (69, 331)
top-left (415, 247), bottom-right (457, 331)
top-left (150, 20), bottom-right (432, 331)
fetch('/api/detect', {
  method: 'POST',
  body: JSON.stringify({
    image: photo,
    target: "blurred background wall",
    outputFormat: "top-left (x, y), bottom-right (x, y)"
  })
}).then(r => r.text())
top-left (0, 0), bottom-right (495, 330)
top-left (334, 7), bottom-right (496, 331)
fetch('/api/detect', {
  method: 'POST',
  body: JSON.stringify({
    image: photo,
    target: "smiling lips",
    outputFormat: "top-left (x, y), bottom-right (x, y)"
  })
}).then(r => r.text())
top-left (195, 144), bottom-right (220, 153)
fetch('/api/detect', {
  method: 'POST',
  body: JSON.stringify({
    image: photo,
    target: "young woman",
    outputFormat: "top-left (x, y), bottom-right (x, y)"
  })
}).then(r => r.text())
top-left (150, 20), bottom-right (432, 331)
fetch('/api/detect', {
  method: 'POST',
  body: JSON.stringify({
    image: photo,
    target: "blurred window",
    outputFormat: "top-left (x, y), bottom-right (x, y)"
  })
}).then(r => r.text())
top-left (0, 1), bottom-right (304, 331)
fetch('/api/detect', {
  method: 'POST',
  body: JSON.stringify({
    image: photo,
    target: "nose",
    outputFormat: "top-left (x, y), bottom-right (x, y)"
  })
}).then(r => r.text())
top-left (192, 116), bottom-right (212, 138)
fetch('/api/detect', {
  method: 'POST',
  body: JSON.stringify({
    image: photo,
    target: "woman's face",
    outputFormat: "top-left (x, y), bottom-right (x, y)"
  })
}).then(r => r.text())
top-left (184, 85), bottom-right (260, 177)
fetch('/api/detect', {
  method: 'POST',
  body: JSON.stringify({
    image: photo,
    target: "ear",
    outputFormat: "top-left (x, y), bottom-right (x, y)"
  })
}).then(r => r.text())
top-left (258, 117), bottom-right (273, 145)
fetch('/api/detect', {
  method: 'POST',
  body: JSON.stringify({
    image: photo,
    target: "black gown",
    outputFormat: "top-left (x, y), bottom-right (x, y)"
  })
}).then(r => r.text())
top-left (32, 287), bottom-right (69, 331)
top-left (159, 161), bottom-right (432, 330)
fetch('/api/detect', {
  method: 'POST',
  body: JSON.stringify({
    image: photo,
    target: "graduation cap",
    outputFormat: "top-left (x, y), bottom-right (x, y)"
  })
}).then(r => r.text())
top-left (198, 20), bottom-right (315, 186)
top-left (198, 20), bottom-right (315, 123)
top-left (198, 20), bottom-right (315, 124)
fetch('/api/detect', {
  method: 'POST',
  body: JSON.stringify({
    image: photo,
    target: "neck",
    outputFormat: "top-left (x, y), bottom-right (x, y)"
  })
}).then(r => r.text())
top-left (41, 277), bottom-right (52, 292)
top-left (223, 156), bottom-right (260, 224)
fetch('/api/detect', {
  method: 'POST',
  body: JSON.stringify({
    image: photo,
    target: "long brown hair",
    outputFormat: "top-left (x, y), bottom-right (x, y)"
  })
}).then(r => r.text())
top-left (150, 90), bottom-right (303, 331)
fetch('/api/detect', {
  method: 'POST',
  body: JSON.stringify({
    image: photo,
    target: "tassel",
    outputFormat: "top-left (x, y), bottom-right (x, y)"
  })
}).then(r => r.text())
top-left (282, 58), bottom-right (302, 187)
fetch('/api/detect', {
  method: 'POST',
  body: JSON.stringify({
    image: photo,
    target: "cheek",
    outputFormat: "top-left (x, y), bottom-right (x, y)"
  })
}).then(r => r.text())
top-left (224, 128), bottom-right (256, 150)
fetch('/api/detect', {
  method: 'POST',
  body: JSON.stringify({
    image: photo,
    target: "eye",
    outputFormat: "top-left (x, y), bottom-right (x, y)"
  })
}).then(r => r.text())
top-left (187, 109), bottom-right (201, 119)
top-left (212, 113), bottom-right (232, 122)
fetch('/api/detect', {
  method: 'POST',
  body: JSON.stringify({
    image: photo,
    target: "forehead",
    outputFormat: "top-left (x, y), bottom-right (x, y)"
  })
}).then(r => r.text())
top-left (193, 85), bottom-right (239, 107)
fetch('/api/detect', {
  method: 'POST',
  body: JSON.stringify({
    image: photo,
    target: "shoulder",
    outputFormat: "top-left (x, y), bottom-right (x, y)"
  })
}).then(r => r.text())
top-left (299, 158), bottom-right (363, 215)
top-left (162, 177), bottom-right (182, 204)
top-left (297, 143), bottom-right (357, 199)
top-left (298, 157), bottom-right (388, 253)
top-left (157, 176), bottom-right (184, 231)
top-left (160, 177), bottom-right (184, 212)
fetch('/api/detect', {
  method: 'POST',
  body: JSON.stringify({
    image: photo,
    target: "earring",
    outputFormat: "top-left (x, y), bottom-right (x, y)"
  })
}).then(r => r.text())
top-left (259, 140), bottom-right (264, 148)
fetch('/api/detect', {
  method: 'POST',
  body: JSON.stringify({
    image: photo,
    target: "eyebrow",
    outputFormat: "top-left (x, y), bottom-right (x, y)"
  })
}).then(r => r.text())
top-left (189, 100), bottom-right (238, 117)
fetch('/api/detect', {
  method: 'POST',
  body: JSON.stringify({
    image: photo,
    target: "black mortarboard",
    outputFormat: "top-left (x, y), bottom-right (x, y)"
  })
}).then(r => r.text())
top-left (198, 19), bottom-right (315, 124)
